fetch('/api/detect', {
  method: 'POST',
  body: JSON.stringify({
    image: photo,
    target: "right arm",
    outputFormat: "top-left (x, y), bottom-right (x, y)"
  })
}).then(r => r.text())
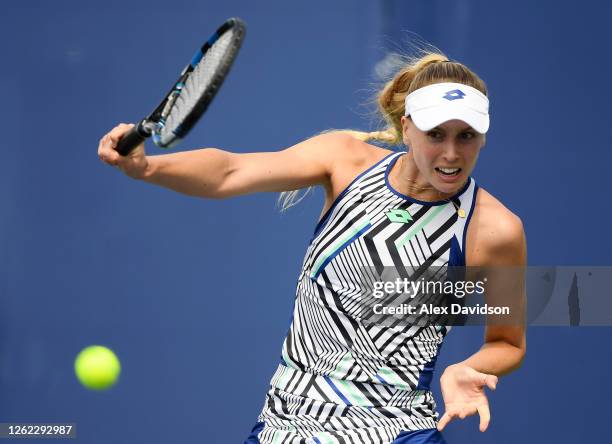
top-left (97, 124), bottom-right (360, 199)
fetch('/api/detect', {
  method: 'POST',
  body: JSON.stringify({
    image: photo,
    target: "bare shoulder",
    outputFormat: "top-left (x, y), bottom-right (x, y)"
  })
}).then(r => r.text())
top-left (466, 187), bottom-right (527, 266)
top-left (307, 131), bottom-right (390, 168)
top-left (309, 131), bottom-right (393, 218)
top-left (324, 132), bottom-right (393, 196)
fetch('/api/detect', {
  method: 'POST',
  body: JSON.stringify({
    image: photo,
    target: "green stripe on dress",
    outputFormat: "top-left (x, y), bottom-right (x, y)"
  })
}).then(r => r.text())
top-left (395, 206), bottom-right (446, 249)
top-left (310, 218), bottom-right (371, 278)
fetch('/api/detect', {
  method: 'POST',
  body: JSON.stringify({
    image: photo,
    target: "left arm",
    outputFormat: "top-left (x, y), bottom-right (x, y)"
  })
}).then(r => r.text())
top-left (438, 195), bottom-right (527, 432)
top-left (457, 212), bottom-right (527, 375)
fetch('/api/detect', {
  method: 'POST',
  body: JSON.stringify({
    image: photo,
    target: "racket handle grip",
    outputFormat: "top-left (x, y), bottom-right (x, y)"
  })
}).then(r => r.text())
top-left (116, 121), bottom-right (151, 156)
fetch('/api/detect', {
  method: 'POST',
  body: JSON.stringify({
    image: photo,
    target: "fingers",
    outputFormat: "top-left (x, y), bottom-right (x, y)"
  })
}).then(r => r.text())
top-left (477, 403), bottom-right (491, 432)
top-left (460, 404), bottom-right (477, 419)
top-left (437, 411), bottom-right (453, 431)
top-left (437, 405), bottom-right (481, 431)
top-left (108, 123), bottom-right (134, 148)
top-left (98, 134), bottom-right (119, 165)
top-left (98, 123), bottom-right (134, 166)
top-left (437, 407), bottom-right (472, 431)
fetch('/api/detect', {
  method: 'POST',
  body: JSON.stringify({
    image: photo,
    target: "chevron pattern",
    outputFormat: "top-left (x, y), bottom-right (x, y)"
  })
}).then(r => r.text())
top-left (255, 151), bottom-right (479, 444)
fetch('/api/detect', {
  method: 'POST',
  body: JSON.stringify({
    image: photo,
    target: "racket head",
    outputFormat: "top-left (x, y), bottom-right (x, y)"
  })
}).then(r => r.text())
top-left (150, 17), bottom-right (246, 148)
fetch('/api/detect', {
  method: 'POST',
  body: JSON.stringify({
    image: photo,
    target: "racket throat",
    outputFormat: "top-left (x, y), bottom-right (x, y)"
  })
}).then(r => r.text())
top-left (139, 119), bottom-right (162, 136)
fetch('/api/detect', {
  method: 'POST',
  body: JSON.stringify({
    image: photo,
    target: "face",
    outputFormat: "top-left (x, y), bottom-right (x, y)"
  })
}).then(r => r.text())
top-left (401, 116), bottom-right (486, 195)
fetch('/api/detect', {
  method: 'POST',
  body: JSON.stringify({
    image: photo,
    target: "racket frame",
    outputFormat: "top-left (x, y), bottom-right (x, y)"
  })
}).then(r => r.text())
top-left (116, 17), bottom-right (246, 156)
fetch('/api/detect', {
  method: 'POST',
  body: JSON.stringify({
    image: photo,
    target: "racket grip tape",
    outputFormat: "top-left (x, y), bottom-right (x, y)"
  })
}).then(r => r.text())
top-left (116, 121), bottom-right (151, 156)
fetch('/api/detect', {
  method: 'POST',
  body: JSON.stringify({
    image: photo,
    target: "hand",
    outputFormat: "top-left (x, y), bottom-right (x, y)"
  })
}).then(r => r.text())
top-left (437, 364), bottom-right (498, 432)
top-left (98, 123), bottom-right (149, 179)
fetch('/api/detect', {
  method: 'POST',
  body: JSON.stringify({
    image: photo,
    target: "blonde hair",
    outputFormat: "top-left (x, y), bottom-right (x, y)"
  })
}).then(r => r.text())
top-left (278, 50), bottom-right (488, 211)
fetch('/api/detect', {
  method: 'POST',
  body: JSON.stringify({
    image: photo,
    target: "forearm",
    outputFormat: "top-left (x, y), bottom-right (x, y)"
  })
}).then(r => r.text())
top-left (142, 148), bottom-right (234, 198)
top-left (455, 340), bottom-right (525, 377)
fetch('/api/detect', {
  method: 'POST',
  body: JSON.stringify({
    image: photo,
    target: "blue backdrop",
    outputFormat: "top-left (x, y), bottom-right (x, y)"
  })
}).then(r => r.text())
top-left (1, 0), bottom-right (610, 443)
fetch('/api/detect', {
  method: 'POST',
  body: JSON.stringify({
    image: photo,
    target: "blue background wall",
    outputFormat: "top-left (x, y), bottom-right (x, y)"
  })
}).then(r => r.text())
top-left (1, 0), bottom-right (610, 442)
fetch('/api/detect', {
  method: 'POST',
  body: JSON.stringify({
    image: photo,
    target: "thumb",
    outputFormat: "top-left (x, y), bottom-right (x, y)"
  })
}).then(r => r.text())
top-left (479, 373), bottom-right (498, 390)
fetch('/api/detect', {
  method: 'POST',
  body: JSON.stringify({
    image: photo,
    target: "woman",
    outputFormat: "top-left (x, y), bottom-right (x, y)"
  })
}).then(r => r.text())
top-left (98, 52), bottom-right (526, 444)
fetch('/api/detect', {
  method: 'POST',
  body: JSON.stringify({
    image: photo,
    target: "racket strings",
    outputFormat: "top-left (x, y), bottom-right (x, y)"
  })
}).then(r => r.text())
top-left (161, 30), bottom-right (235, 139)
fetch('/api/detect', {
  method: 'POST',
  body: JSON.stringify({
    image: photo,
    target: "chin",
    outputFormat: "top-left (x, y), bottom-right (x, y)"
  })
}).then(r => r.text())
top-left (433, 179), bottom-right (464, 196)
top-left (431, 170), bottom-right (468, 195)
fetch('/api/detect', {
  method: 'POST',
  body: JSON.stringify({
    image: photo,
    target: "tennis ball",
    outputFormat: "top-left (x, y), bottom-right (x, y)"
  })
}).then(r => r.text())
top-left (74, 345), bottom-right (121, 390)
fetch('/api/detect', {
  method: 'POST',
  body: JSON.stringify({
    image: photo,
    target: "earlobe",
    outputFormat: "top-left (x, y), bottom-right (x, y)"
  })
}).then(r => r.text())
top-left (404, 128), bottom-right (414, 148)
top-left (402, 131), bottom-right (411, 147)
top-left (400, 117), bottom-right (411, 147)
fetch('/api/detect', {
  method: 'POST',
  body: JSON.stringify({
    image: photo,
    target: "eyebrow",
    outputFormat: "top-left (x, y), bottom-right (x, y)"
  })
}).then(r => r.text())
top-left (430, 125), bottom-right (474, 132)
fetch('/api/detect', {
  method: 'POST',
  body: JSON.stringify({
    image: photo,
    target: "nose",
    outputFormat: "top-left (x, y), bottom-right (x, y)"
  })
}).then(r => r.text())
top-left (441, 141), bottom-right (460, 163)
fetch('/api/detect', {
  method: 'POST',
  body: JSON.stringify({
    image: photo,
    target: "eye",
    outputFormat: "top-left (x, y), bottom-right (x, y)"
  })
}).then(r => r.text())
top-left (427, 130), bottom-right (443, 140)
top-left (460, 131), bottom-right (476, 140)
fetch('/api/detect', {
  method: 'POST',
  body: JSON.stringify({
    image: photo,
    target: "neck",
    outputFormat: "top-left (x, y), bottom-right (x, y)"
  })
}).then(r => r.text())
top-left (389, 151), bottom-right (464, 202)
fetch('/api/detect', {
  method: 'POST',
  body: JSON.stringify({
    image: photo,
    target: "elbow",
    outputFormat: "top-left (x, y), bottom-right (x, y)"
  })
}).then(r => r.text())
top-left (196, 150), bottom-right (238, 199)
top-left (517, 333), bottom-right (527, 367)
top-left (208, 151), bottom-right (240, 199)
top-left (515, 347), bottom-right (526, 371)
top-left (509, 341), bottom-right (527, 373)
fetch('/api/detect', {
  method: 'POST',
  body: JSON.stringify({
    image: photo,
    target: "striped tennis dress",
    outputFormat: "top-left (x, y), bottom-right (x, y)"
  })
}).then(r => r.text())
top-left (251, 150), bottom-right (479, 444)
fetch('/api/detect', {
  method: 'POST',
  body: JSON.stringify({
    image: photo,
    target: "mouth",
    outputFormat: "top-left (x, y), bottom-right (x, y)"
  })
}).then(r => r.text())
top-left (435, 167), bottom-right (462, 177)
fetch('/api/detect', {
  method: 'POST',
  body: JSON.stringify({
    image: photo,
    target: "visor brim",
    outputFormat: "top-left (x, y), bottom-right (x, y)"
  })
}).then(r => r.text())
top-left (410, 105), bottom-right (489, 134)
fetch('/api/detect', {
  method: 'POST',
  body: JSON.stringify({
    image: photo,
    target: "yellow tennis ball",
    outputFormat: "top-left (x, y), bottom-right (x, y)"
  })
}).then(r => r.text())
top-left (74, 345), bottom-right (121, 390)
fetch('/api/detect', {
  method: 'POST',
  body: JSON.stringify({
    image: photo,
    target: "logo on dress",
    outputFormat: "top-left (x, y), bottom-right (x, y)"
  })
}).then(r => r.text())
top-left (386, 209), bottom-right (412, 224)
top-left (443, 89), bottom-right (466, 101)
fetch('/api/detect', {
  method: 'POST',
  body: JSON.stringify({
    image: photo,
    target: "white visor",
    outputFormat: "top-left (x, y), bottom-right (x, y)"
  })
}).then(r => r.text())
top-left (404, 82), bottom-right (490, 134)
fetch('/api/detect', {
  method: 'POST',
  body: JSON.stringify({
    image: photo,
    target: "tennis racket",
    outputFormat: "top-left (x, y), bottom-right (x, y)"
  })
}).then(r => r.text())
top-left (116, 17), bottom-right (246, 156)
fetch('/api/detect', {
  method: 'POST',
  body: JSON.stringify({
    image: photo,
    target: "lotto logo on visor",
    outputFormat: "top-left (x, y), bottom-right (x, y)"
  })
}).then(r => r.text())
top-left (443, 89), bottom-right (466, 101)
top-left (404, 82), bottom-right (490, 134)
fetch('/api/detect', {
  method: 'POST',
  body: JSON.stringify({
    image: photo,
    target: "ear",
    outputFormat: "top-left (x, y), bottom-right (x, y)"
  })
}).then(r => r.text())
top-left (400, 116), bottom-right (412, 147)
top-left (479, 134), bottom-right (487, 149)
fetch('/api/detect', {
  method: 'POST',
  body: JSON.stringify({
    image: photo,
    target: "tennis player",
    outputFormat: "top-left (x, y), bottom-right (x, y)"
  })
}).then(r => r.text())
top-left (98, 52), bottom-right (526, 444)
